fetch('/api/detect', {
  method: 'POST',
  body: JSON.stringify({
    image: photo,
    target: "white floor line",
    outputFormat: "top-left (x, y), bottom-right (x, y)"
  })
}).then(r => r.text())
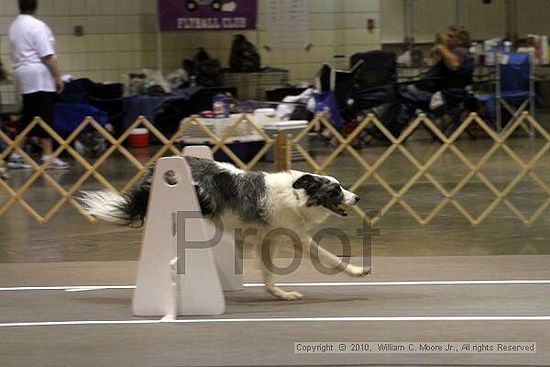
top-left (244, 280), bottom-right (550, 287)
top-left (1, 279), bottom-right (550, 292)
top-left (0, 285), bottom-right (135, 292)
top-left (2, 315), bottom-right (550, 328)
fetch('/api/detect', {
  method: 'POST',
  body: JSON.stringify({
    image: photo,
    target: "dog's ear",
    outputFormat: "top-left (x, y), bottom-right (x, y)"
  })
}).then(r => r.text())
top-left (292, 174), bottom-right (316, 190)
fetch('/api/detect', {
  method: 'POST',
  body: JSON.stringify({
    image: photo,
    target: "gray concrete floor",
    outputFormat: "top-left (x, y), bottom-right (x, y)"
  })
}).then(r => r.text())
top-left (1, 256), bottom-right (550, 366)
top-left (0, 112), bottom-right (549, 366)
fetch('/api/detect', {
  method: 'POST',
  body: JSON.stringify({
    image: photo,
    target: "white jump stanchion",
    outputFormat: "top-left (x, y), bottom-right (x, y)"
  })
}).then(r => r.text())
top-left (182, 146), bottom-right (243, 292)
top-left (132, 154), bottom-right (225, 317)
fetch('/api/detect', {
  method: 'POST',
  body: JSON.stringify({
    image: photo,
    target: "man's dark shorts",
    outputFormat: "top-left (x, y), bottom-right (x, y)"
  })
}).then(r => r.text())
top-left (21, 91), bottom-right (56, 138)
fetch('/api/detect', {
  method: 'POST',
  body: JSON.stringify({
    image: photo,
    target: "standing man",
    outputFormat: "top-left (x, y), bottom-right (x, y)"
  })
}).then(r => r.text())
top-left (0, 46), bottom-right (11, 179)
top-left (8, 0), bottom-right (69, 169)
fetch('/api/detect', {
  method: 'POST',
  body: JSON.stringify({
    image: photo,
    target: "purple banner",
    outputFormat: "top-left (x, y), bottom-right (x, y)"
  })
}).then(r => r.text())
top-left (158, 0), bottom-right (257, 31)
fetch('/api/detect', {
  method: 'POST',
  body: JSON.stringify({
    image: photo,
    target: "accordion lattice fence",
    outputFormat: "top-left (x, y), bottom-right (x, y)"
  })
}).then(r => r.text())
top-left (0, 112), bottom-right (548, 226)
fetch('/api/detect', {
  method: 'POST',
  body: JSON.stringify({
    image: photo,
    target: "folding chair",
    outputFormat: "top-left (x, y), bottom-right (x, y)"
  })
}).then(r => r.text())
top-left (345, 51), bottom-right (399, 111)
top-left (349, 50), bottom-right (398, 92)
top-left (478, 52), bottom-right (536, 133)
top-left (315, 51), bottom-right (399, 110)
top-left (314, 51), bottom-right (400, 142)
top-left (314, 59), bottom-right (365, 102)
top-left (313, 60), bottom-right (364, 130)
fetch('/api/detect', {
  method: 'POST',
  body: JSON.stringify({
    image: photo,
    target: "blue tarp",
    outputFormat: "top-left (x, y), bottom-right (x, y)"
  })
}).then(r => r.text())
top-left (54, 103), bottom-right (108, 133)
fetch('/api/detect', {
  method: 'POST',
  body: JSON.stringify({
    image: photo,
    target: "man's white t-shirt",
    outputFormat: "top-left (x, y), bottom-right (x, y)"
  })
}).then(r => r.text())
top-left (9, 14), bottom-right (56, 94)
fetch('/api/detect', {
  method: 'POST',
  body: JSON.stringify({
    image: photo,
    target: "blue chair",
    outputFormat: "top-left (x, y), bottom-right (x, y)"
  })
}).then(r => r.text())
top-left (477, 53), bottom-right (536, 132)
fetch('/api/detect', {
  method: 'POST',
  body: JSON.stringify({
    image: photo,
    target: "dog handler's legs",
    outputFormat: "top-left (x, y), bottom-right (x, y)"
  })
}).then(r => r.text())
top-left (301, 235), bottom-right (370, 277)
top-left (256, 232), bottom-right (303, 301)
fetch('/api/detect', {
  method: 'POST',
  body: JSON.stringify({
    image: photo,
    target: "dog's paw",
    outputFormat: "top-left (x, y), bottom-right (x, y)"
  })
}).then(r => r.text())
top-left (278, 291), bottom-right (303, 301)
top-left (266, 286), bottom-right (303, 301)
top-left (346, 264), bottom-right (371, 277)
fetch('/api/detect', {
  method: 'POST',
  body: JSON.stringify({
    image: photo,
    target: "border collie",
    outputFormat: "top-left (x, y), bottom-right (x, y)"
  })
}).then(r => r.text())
top-left (79, 156), bottom-right (370, 300)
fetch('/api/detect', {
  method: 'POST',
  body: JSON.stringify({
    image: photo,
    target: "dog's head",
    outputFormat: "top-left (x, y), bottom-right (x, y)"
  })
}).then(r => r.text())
top-left (292, 174), bottom-right (359, 217)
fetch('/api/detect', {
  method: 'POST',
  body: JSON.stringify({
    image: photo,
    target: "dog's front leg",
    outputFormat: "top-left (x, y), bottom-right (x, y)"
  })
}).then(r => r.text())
top-left (301, 234), bottom-right (370, 277)
top-left (255, 231), bottom-right (303, 301)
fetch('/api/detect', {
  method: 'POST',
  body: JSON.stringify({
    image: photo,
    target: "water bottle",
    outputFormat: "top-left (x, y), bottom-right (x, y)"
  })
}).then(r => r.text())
top-left (484, 40), bottom-right (496, 65)
top-left (503, 41), bottom-right (512, 53)
top-left (212, 94), bottom-right (229, 118)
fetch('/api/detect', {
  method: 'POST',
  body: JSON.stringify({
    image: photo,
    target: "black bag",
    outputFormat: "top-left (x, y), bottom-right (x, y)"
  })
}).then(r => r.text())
top-left (229, 34), bottom-right (261, 72)
top-left (187, 48), bottom-right (223, 87)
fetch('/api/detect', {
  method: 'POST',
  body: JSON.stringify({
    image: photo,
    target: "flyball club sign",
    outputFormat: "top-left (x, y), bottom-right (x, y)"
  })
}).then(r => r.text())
top-left (157, 0), bottom-right (257, 31)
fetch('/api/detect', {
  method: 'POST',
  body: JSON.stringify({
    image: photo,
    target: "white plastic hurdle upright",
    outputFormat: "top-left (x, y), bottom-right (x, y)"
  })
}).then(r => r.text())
top-left (132, 146), bottom-right (243, 318)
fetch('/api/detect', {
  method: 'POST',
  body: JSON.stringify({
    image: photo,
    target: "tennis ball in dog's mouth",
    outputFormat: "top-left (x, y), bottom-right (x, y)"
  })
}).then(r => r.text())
top-left (337, 203), bottom-right (350, 211)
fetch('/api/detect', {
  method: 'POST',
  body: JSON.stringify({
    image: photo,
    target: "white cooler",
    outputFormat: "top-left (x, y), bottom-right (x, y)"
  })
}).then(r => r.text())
top-left (263, 120), bottom-right (309, 162)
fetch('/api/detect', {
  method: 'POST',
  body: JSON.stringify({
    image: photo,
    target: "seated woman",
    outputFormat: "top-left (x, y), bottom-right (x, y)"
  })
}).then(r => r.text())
top-left (395, 26), bottom-right (475, 130)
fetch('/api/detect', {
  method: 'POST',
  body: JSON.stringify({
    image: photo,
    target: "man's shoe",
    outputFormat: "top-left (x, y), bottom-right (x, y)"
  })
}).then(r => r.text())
top-left (0, 159), bottom-right (9, 179)
top-left (42, 155), bottom-right (70, 170)
top-left (7, 154), bottom-right (32, 169)
top-left (430, 91), bottom-right (445, 110)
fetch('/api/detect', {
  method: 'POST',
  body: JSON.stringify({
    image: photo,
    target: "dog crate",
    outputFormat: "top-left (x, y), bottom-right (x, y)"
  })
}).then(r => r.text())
top-left (178, 114), bottom-right (253, 141)
top-left (263, 120), bottom-right (308, 162)
top-left (223, 71), bottom-right (289, 100)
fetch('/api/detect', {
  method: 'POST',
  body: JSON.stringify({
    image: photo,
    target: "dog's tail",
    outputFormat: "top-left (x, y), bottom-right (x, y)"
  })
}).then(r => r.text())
top-left (78, 187), bottom-right (149, 227)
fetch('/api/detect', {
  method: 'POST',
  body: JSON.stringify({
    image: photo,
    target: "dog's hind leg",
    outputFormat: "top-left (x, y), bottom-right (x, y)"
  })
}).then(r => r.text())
top-left (301, 235), bottom-right (370, 277)
top-left (255, 232), bottom-right (303, 301)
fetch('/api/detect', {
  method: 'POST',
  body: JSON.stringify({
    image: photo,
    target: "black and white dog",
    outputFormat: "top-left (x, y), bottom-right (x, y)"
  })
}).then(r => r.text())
top-left (79, 156), bottom-right (369, 300)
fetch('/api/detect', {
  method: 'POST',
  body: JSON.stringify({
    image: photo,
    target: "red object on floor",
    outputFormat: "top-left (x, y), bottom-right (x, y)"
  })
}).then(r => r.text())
top-left (128, 128), bottom-right (149, 148)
